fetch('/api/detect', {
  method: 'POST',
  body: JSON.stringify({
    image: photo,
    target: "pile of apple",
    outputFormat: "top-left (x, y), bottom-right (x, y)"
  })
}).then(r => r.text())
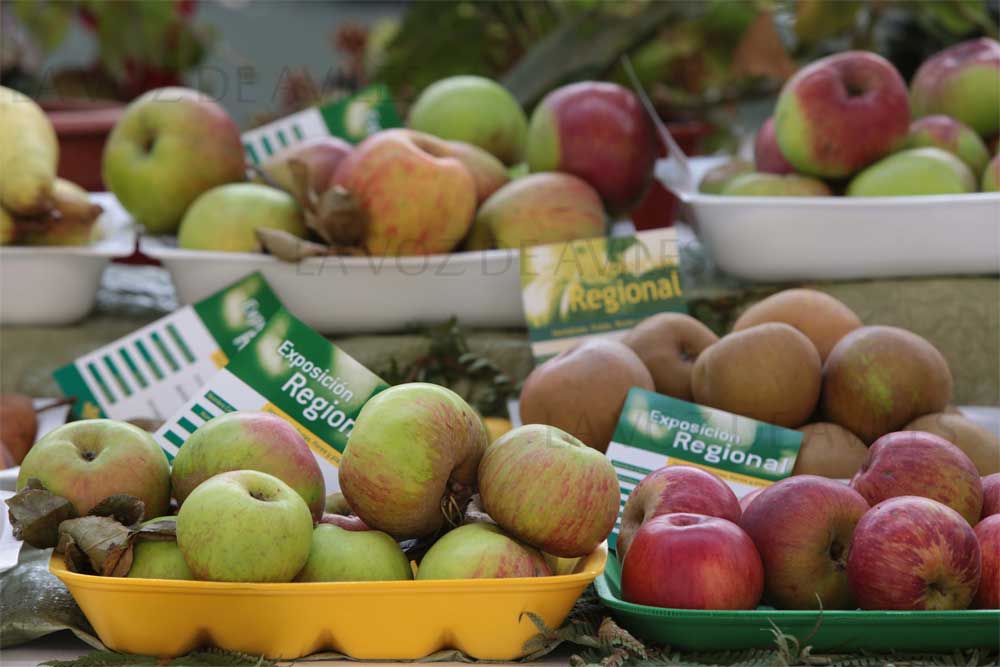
top-left (617, 447), bottom-right (1000, 612)
top-left (0, 86), bottom-right (103, 247)
top-left (102, 76), bottom-right (657, 257)
top-left (703, 38), bottom-right (1000, 197)
top-left (15, 383), bottom-right (621, 583)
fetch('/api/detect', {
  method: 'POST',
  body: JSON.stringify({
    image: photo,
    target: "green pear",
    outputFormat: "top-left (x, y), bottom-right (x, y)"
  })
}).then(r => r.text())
top-left (0, 86), bottom-right (58, 215)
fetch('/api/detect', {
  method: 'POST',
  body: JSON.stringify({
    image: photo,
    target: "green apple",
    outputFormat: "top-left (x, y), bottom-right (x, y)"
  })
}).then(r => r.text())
top-left (910, 38), bottom-right (1000, 137)
top-left (177, 183), bottom-right (305, 252)
top-left (408, 76), bottom-right (527, 165)
top-left (296, 524), bottom-right (412, 582)
top-left (721, 173), bottom-right (831, 197)
top-left (128, 517), bottom-right (194, 580)
top-left (17, 419), bottom-right (170, 517)
top-left (171, 411), bottom-right (326, 520)
top-left (905, 116), bottom-right (990, 174)
top-left (176, 470), bottom-right (313, 582)
top-left (984, 155), bottom-right (1000, 192)
top-left (103, 87), bottom-right (245, 234)
top-left (416, 523), bottom-right (550, 580)
top-left (699, 159), bottom-right (754, 194)
top-left (0, 206), bottom-right (14, 245)
top-left (847, 147), bottom-right (976, 196)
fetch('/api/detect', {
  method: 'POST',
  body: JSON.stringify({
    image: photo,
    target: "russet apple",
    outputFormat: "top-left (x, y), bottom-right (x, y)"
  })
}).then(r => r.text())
top-left (177, 183), bottom-right (306, 252)
top-left (260, 136), bottom-right (353, 195)
top-left (526, 81), bottom-right (655, 212)
top-left (621, 313), bottom-right (719, 401)
top-left (103, 87), bottom-right (245, 234)
top-left (171, 411), bottom-right (326, 520)
top-left (973, 515), bottom-right (999, 608)
top-left (739, 475), bottom-right (869, 609)
top-left (17, 419), bottom-right (170, 517)
top-left (720, 173), bottom-right (831, 197)
top-left (910, 38), bottom-right (1000, 137)
top-left (127, 517), bottom-right (193, 581)
top-left (478, 424), bottom-right (619, 558)
top-left (617, 465), bottom-right (740, 561)
top-left (774, 51), bottom-right (910, 178)
top-left (754, 117), bottom-right (794, 174)
top-left (296, 523), bottom-right (412, 582)
top-left (982, 473), bottom-right (1000, 519)
top-left (846, 147), bottom-right (976, 196)
top-left (904, 115), bottom-right (990, 174)
top-left (176, 470), bottom-right (313, 582)
top-left (332, 129), bottom-right (476, 255)
top-left (622, 513), bottom-right (763, 610)
top-left (850, 431), bottom-right (983, 525)
top-left (847, 496), bottom-right (981, 610)
top-left (416, 522), bottom-right (550, 580)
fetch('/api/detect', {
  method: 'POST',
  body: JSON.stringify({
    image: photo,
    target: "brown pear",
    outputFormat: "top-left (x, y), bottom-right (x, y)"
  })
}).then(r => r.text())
top-left (519, 339), bottom-right (653, 453)
top-left (691, 323), bottom-right (821, 428)
top-left (732, 288), bottom-right (862, 361)
top-left (622, 313), bottom-right (719, 401)
top-left (793, 422), bottom-right (869, 478)
top-left (0, 393), bottom-right (37, 463)
top-left (822, 326), bottom-right (952, 444)
top-left (905, 412), bottom-right (1000, 476)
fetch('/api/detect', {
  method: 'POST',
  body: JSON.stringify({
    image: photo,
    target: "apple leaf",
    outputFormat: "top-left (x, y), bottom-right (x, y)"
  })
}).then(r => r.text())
top-left (57, 516), bottom-right (135, 577)
top-left (87, 494), bottom-right (145, 528)
top-left (255, 229), bottom-right (338, 262)
top-left (4, 479), bottom-right (78, 549)
top-left (134, 518), bottom-right (178, 542)
top-left (305, 186), bottom-right (367, 248)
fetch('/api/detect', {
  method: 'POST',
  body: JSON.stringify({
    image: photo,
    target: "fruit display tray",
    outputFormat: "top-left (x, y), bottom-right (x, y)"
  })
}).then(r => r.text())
top-left (50, 545), bottom-right (606, 660)
top-left (0, 194), bottom-right (135, 326)
top-left (595, 554), bottom-right (1000, 652)
top-left (668, 157), bottom-right (1000, 282)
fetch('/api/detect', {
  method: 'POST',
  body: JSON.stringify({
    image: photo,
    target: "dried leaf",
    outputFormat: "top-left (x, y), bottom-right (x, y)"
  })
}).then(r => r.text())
top-left (307, 185), bottom-right (366, 246)
top-left (287, 157), bottom-right (316, 208)
top-left (256, 228), bottom-right (335, 261)
top-left (57, 516), bottom-right (135, 577)
top-left (730, 12), bottom-right (797, 81)
top-left (88, 494), bottom-right (144, 527)
top-left (134, 517), bottom-right (178, 542)
top-left (125, 417), bottom-right (163, 433)
top-left (5, 480), bottom-right (78, 548)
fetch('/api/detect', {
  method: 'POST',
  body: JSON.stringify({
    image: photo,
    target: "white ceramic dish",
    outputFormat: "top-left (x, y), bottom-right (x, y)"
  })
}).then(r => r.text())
top-left (665, 157), bottom-right (1000, 282)
top-left (0, 194), bottom-right (136, 325)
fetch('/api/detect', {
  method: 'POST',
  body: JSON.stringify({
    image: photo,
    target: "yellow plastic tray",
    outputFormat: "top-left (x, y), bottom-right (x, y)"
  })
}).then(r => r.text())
top-left (50, 545), bottom-right (606, 660)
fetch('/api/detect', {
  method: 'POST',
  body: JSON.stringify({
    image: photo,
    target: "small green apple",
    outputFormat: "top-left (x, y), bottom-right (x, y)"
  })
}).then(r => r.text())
top-left (905, 116), bottom-right (990, 174)
top-left (983, 155), bottom-right (1000, 192)
top-left (0, 206), bottom-right (14, 245)
top-left (177, 183), bottom-right (305, 252)
top-left (176, 470), bottom-right (313, 582)
top-left (699, 159), bottom-right (754, 194)
top-left (296, 524), bottom-right (412, 582)
top-left (721, 173), bottom-right (831, 197)
top-left (128, 517), bottom-right (194, 580)
top-left (416, 523), bottom-right (550, 580)
top-left (847, 147), bottom-right (976, 196)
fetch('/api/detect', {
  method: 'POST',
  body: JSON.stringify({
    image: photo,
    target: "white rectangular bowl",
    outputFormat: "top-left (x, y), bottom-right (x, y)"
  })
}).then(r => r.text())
top-left (0, 195), bottom-right (136, 326)
top-left (669, 158), bottom-right (1000, 282)
top-left (142, 243), bottom-right (526, 335)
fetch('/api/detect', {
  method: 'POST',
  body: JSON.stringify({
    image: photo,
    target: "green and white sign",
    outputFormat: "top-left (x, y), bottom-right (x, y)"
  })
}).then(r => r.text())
top-left (241, 84), bottom-right (401, 165)
top-left (155, 307), bottom-right (388, 493)
top-left (606, 388), bottom-right (803, 550)
top-left (520, 228), bottom-right (687, 362)
top-left (54, 272), bottom-right (281, 421)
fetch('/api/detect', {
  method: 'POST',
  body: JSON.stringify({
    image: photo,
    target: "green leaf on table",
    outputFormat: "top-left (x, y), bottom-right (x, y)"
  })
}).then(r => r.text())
top-left (57, 516), bottom-right (134, 577)
top-left (87, 494), bottom-right (145, 528)
top-left (4, 479), bottom-right (79, 549)
top-left (42, 649), bottom-right (277, 667)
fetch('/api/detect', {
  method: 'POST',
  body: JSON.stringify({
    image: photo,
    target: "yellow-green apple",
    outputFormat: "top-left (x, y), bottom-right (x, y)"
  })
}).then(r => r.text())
top-left (910, 38), bottom-right (1000, 137)
top-left (720, 172), bottom-right (831, 196)
top-left (176, 470), bottom-right (313, 582)
top-left (618, 465), bottom-right (741, 561)
top-left (177, 183), bottom-right (305, 252)
top-left (296, 523), bottom-right (412, 582)
top-left (850, 431), bottom-right (983, 525)
top-left (339, 383), bottom-right (488, 539)
top-left (847, 147), bottom-right (976, 196)
top-left (0, 207), bottom-right (14, 245)
top-left (103, 87), bottom-right (245, 234)
top-left (403, 132), bottom-right (508, 205)
top-left (973, 515), bottom-right (999, 608)
top-left (847, 496), bottom-right (981, 610)
top-left (526, 81), bottom-right (656, 212)
top-left (465, 173), bottom-right (605, 250)
top-left (983, 154), bottom-right (999, 191)
top-left (698, 159), bottom-right (754, 194)
top-left (754, 117), bottom-right (794, 174)
top-left (260, 136), bottom-right (353, 195)
top-left (739, 487), bottom-right (764, 514)
top-left (622, 513), bottom-right (763, 610)
top-left (17, 419), bottom-right (170, 517)
top-left (416, 522), bottom-right (550, 580)
top-left (774, 51), bottom-right (910, 178)
top-left (904, 116), bottom-right (990, 174)
top-left (478, 424), bottom-right (618, 558)
top-left (822, 326), bottom-right (953, 443)
top-left (127, 517), bottom-right (193, 580)
top-left (332, 129), bottom-right (476, 255)
top-left (170, 411), bottom-right (326, 520)
top-left (982, 473), bottom-right (1000, 519)
top-left (739, 475), bottom-right (869, 609)
top-left (408, 76), bottom-right (527, 165)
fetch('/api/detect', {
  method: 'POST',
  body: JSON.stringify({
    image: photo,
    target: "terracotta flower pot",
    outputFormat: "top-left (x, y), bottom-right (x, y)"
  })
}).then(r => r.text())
top-left (41, 99), bottom-right (125, 192)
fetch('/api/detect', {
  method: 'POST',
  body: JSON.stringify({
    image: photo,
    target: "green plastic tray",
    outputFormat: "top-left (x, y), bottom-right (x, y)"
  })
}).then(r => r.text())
top-left (595, 554), bottom-right (1000, 652)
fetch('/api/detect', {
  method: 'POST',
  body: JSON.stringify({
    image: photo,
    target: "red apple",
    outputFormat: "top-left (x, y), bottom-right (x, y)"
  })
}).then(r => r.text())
top-left (332, 129), bottom-right (476, 256)
top-left (850, 431), bottom-right (983, 526)
top-left (754, 117), bottom-right (794, 174)
top-left (617, 465), bottom-right (741, 561)
top-left (319, 513), bottom-right (369, 532)
top-left (262, 136), bottom-right (353, 195)
top-left (739, 487), bottom-right (765, 513)
top-left (739, 475), bottom-right (869, 609)
top-left (622, 513), bottom-right (763, 610)
top-left (904, 115), bottom-right (990, 174)
top-left (847, 496), bottom-right (981, 610)
top-left (526, 81), bottom-right (655, 212)
top-left (982, 473), bottom-right (1000, 519)
top-left (910, 38), bottom-right (1000, 137)
top-left (774, 51), bottom-right (910, 178)
top-left (973, 515), bottom-right (1000, 608)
